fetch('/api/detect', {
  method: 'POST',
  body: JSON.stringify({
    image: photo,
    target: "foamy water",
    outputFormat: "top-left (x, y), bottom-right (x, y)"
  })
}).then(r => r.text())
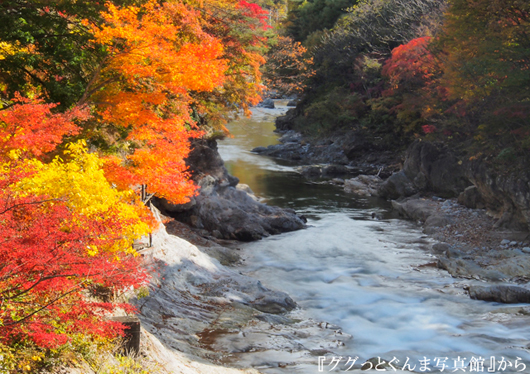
top-left (217, 103), bottom-right (530, 373)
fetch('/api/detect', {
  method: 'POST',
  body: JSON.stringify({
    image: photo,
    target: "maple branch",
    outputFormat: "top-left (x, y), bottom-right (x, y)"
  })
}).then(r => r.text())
top-left (0, 198), bottom-right (61, 216)
top-left (1, 274), bottom-right (79, 301)
top-left (3, 284), bottom-right (84, 327)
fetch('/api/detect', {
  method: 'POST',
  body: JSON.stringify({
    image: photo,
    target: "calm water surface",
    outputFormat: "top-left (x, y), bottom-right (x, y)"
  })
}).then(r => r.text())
top-left (217, 104), bottom-right (530, 373)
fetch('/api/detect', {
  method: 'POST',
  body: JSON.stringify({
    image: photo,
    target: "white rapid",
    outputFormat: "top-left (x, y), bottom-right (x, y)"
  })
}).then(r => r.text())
top-left (215, 103), bottom-right (530, 373)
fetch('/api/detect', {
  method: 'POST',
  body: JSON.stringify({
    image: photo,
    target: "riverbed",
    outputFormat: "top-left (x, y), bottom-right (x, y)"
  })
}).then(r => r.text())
top-left (215, 103), bottom-right (530, 373)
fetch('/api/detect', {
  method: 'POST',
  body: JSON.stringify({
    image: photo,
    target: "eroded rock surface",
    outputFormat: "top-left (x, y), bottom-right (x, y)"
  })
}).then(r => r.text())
top-left (378, 140), bottom-right (530, 231)
top-left (135, 210), bottom-right (347, 369)
top-left (154, 139), bottom-right (305, 241)
top-left (136, 213), bottom-right (298, 359)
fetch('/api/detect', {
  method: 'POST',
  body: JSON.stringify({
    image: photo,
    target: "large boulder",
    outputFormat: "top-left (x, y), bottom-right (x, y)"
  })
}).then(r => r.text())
top-left (457, 185), bottom-right (485, 209)
top-left (344, 175), bottom-right (383, 196)
top-left (154, 139), bottom-right (305, 241)
top-left (391, 198), bottom-right (438, 222)
top-left (403, 140), bottom-right (471, 197)
top-left (468, 285), bottom-right (530, 304)
top-left (378, 171), bottom-right (417, 199)
top-left (466, 159), bottom-right (530, 230)
top-left (275, 108), bottom-right (298, 131)
top-left (379, 140), bottom-right (471, 200)
top-left (258, 98), bottom-right (275, 109)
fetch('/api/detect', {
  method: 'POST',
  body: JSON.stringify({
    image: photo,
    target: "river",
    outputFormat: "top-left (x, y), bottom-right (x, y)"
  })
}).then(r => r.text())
top-left (216, 102), bottom-right (530, 373)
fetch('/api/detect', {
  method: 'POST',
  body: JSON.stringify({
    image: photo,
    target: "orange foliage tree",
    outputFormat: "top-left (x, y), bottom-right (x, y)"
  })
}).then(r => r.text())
top-left (184, 0), bottom-right (271, 125)
top-left (262, 36), bottom-right (314, 96)
top-left (0, 94), bottom-right (87, 160)
top-left (83, 0), bottom-right (230, 203)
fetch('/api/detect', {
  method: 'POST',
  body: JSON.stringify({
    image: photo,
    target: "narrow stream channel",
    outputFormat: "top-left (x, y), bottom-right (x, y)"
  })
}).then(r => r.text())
top-left (216, 103), bottom-right (530, 373)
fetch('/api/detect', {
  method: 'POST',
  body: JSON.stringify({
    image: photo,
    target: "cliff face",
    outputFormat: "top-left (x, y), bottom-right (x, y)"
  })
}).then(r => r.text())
top-left (466, 160), bottom-right (530, 230)
top-left (378, 140), bottom-right (530, 231)
top-left (153, 139), bottom-right (306, 241)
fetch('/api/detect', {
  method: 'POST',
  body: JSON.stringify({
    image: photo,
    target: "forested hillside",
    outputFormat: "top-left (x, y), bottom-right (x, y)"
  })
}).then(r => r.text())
top-left (277, 0), bottom-right (530, 165)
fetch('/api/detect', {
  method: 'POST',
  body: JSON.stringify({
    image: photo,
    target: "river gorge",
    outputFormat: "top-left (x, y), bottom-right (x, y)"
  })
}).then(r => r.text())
top-left (206, 102), bottom-right (530, 373)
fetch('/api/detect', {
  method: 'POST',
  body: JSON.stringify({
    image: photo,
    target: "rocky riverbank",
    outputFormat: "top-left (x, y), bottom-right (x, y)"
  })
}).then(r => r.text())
top-left (251, 130), bottom-right (402, 180)
top-left (126, 208), bottom-right (347, 373)
top-left (260, 114), bottom-right (530, 305)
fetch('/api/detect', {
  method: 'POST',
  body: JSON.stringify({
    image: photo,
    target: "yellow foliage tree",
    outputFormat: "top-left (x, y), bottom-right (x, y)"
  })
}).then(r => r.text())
top-left (14, 141), bottom-right (153, 255)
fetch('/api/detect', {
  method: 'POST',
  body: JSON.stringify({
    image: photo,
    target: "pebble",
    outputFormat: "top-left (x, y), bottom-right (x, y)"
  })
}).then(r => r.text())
top-left (522, 247), bottom-right (530, 254)
top-left (510, 241), bottom-right (518, 246)
top-left (501, 239), bottom-right (511, 245)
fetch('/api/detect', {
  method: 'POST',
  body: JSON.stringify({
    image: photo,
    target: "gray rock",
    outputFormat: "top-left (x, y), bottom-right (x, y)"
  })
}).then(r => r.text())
top-left (501, 239), bottom-right (511, 245)
top-left (236, 183), bottom-right (255, 196)
top-left (279, 131), bottom-right (302, 143)
top-left (432, 243), bottom-right (450, 254)
top-left (378, 171), bottom-right (417, 200)
top-left (344, 175), bottom-right (383, 197)
top-left (275, 108), bottom-right (298, 131)
top-left (155, 196), bottom-right (196, 213)
top-left (469, 285), bottom-right (530, 304)
top-left (391, 198), bottom-right (438, 222)
top-left (424, 214), bottom-right (453, 228)
top-left (136, 222), bottom-right (299, 361)
top-left (437, 258), bottom-right (507, 281)
top-left (445, 248), bottom-right (463, 259)
top-left (198, 175), bottom-right (217, 196)
top-left (259, 98), bottom-right (275, 109)
top-left (466, 157), bottom-right (530, 230)
top-left (492, 255), bottom-right (530, 278)
top-left (251, 146), bottom-right (268, 153)
top-left (154, 139), bottom-right (305, 241)
top-left (403, 140), bottom-right (471, 197)
top-left (251, 294), bottom-right (297, 314)
top-left (458, 185), bottom-right (485, 209)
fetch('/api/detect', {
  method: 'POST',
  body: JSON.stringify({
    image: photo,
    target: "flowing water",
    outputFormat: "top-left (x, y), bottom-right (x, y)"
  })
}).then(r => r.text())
top-left (216, 103), bottom-right (530, 373)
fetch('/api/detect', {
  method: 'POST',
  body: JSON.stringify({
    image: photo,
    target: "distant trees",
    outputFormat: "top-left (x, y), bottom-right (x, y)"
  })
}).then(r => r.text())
top-left (434, 0), bottom-right (530, 150)
top-left (282, 0), bottom-right (530, 160)
top-left (283, 0), bottom-right (359, 44)
top-left (262, 36), bottom-right (314, 96)
top-left (283, 0), bottom-right (446, 137)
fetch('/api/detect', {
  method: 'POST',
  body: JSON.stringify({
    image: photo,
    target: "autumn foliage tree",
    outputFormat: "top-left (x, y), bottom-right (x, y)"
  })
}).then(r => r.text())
top-left (376, 36), bottom-right (443, 134)
top-left (433, 0), bottom-right (530, 150)
top-left (262, 35), bottom-right (314, 96)
top-left (84, 0), bottom-right (230, 203)
top-left (1, 0), bottom-right (273, 203)
top-left (183, 0), bottom-right (271, 127)
top-left (0, 100), bottom-right (152, 360)
top-left (0, 173), bottom-right (148, 349)
top-left (0, 0), bottom-right (273, 360)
